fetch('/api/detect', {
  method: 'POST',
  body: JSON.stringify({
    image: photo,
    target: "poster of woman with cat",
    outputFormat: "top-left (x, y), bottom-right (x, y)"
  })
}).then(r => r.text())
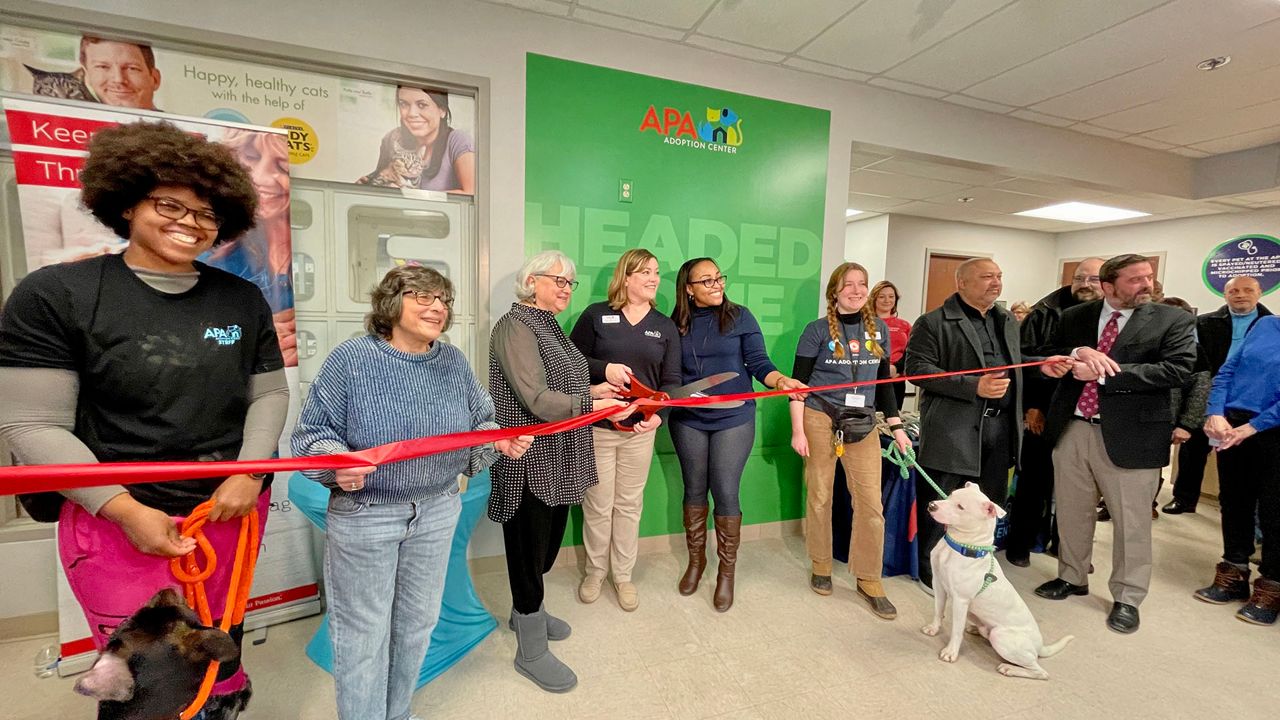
top-left (355, 86), bottom-right (476, 194)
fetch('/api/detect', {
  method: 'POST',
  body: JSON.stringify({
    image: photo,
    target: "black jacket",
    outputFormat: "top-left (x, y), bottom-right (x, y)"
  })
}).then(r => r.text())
top-left (1044, 301), bottom-right (1196, 469)
top-left (904, 294), bottom-right (1025, 476)
top-left (1021, 285), bottom-right (1086, 412)
top-left (1197, 303), bottom-right (1272, 375)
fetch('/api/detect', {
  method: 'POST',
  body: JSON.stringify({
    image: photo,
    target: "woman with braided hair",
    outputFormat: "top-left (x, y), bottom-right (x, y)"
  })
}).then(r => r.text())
top-left (789, 262), bottom-right (911, 619)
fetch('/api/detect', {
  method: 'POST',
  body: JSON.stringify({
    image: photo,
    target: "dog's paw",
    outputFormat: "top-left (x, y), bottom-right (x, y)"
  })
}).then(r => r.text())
top-left (921, 623), bottom-right (940, 636)
top-left (939, 647), bottom-right (960, 663)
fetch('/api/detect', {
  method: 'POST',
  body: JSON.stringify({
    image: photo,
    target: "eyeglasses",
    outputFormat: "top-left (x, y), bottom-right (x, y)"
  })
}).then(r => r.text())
top-left (691, 275), bottom-right (728, 289)
top-left (147, 196), bottom-right (222, 231)
top-left (402, 290), bottom-right (454, 308)
top-left (535, 274), bottom-right (580, 290)
top-left (1072, 274), bottom-right (1101, 284)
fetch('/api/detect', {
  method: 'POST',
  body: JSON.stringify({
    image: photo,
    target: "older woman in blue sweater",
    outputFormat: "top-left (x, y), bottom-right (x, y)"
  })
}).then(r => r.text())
top-left (292, 266), bottom-right (531, 720)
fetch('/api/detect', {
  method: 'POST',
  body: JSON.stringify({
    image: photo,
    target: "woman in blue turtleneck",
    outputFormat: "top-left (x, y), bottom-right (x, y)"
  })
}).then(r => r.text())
top-left (668, 257), bottom-right (805, 612)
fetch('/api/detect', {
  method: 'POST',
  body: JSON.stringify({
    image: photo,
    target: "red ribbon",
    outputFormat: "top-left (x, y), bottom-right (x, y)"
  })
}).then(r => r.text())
top-left (0, 360), bottom-right (1054, 496)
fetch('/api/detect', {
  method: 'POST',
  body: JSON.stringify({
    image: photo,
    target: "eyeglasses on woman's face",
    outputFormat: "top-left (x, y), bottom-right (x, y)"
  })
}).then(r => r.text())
top-left (402, 290), bottom-right (454, 308)
top-left (690, 275), bottom-right (728, 289)
top-left (147, 196), bottom-right (222, 230)
top-left (535, 274), bottom-right (580, 290)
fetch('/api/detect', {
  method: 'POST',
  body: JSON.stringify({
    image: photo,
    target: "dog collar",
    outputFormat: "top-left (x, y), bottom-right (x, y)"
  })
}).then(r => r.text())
top-left (944, 535), bottom-right (994, 559)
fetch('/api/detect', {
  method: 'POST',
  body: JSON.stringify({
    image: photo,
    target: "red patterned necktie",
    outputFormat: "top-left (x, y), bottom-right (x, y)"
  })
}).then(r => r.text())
top-left (1076, 310), bottom-right (1122, 419)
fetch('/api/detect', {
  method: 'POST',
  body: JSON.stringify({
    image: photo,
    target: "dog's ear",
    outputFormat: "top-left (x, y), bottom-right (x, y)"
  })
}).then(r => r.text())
top-left (146, 588), bottom-right (186, 609)
top-left (964, 481), bottom-right (977, 489)
top-left (183, 627), bottom-right (240, 664)
top-left (74, 653), bottom-right (135, 702)
top-left (986, 502), bottom-right (1007, 519)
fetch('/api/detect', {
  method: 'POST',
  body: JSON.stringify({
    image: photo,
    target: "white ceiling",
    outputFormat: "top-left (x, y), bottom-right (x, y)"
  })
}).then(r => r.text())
top-left (844, 144), bottom-right (1273, 232)
top-left (482, 0), bottom-right (1280, 158)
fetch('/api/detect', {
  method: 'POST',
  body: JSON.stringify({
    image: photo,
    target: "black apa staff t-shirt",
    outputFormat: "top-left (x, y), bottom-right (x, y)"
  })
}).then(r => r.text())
top-left (0, 253), bottom-right (284, 514)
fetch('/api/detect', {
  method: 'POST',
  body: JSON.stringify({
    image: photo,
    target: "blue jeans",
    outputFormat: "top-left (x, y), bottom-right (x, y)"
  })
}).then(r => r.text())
top-left (669, 418), bottom-right (754, 516)
top-left (325, 486), bottom-right (461, 720)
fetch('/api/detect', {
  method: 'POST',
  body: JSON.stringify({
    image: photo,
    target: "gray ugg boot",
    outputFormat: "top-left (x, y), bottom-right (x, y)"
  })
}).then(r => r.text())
top-left (507, 603), bottom-right (571, 640)
top-left (511, 609), bottom-right (577, 693)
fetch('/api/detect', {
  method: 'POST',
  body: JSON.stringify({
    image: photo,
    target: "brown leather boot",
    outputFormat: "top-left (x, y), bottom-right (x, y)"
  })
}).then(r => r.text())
top-left (678, 505), bottom-right (709, 596)
top-left (712, 514), bottom-right (742, 612)
top-left (1237, 577), bottom-right (1280, 625)
top-left (1193, 561), bottom-right (1251, 604)
top-left (856, 579), bottom-right (898, 620)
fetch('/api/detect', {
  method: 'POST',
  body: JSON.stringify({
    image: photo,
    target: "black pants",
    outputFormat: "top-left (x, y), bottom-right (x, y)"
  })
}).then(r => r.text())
top-left (917, 417), bottom-right (1012, 584)
top-left (502, 484), bottom-right (571, 615)
top-left (1172, 427), bottom-right (1211, 507)
top-left (1006, 428), bottom-right (1057, 557)
top-left (1215, 413), bottom-right (1280, 581)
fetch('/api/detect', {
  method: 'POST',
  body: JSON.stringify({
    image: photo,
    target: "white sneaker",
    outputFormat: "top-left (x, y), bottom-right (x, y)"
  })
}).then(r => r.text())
top-left (614, 580), bottom-right (639, 612)
top-left (579, 574), bottom-right (604, 603)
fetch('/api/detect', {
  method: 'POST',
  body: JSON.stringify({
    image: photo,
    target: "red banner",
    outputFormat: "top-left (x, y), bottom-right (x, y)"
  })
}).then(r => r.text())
top-left (12, 151), bottom-right (86, 188)
top-left (4, 109), bottom-right (114, 151)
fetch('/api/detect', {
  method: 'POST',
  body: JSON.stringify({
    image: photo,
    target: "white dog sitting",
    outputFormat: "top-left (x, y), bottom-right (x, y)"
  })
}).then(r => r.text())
top-left (920, 482), bottom-right (1073, 679)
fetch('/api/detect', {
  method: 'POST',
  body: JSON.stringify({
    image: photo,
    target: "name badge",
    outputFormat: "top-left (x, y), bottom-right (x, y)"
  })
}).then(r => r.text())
top-left (844, 393), bottom-right (866, 408)
top-left (602, 315), bottom-right (621, 324)
top-left (864, 330), bottom-right (882, 340)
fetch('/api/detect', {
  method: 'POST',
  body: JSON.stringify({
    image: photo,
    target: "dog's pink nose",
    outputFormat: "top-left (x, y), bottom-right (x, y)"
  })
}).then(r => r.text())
top-left (927, 501), bottom-right (938, 513)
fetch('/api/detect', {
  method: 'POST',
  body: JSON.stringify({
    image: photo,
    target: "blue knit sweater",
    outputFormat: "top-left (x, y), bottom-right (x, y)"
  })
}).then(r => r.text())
top-left (291, 335), bottom-right (500, 503)
top-left (1206, 315), bottom-right (1280, 433)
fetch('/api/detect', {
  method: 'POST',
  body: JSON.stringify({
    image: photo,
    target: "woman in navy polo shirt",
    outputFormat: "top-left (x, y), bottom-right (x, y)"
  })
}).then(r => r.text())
top-left (569, 248), bottom-right (676, 612)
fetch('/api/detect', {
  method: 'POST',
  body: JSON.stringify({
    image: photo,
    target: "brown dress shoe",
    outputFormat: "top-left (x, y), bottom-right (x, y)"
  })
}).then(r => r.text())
top-left (678, 505), bottom-right (709, 596)
top-left (856, 579), bottom-right (897, 620)
top-left (712, 514), bottom-right (741, 612)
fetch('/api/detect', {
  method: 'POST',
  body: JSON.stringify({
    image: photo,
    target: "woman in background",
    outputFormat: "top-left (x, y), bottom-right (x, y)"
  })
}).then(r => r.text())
top-left (871, 280), bottom-right (911, 410)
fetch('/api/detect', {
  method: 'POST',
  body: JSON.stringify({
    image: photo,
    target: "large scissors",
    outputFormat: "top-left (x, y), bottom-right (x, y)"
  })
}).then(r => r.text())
top-left (611, 371), bottom-right (745, 430)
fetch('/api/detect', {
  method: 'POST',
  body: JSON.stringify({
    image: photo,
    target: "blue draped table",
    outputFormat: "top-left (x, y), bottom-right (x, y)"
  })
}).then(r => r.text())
top-left (288, 470), bottom-right (498, 687)
top-left (831, 435), bottom-right (919, 579)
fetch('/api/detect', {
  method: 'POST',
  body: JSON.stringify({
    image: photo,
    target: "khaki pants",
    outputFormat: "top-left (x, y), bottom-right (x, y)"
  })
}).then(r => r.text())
top-left (1053, 420), bottom-right (1159, 606)
top-left (582, 427), bottom-right (658, 582)
top-left (802, 407), bottom-right (884, 579)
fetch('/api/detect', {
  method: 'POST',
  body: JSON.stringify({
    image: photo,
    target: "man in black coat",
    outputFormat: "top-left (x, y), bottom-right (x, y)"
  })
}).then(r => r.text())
top-left (1163, 275), bottom-right (1271, 514)
top-left (905, 258), bottom-right (1071, 593)
top-left (1005, 257), bottom-right (1104, 566)
top-left (1033, 254), bottom-right (1196, 634)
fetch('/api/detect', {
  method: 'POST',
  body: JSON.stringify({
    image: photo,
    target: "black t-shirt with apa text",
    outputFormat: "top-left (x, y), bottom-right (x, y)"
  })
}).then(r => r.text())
top-left (0, 253), bottom-right (284, 514)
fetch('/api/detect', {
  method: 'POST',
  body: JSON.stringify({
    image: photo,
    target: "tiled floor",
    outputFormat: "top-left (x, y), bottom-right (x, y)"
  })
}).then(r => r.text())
top-left (2, 489), bottom-right (1276, 719)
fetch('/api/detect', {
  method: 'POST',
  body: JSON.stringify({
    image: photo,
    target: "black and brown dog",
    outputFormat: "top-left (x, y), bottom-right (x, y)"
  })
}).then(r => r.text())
top-left (73, 589), bottom-right (251, 720)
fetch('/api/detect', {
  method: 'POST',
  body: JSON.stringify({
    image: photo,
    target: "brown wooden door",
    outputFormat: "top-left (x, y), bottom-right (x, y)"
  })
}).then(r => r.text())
top-left (924, 253), bottom-right (975, 313)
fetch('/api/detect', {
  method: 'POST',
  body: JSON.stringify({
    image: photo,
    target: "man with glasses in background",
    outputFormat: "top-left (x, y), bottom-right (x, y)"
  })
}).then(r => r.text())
top-left (1005, 258), bottom-right (1105, 566)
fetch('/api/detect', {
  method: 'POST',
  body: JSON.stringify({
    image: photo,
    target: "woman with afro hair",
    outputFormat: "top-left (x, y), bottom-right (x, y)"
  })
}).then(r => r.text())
top-left (0, 121), bottom-right (288, 719)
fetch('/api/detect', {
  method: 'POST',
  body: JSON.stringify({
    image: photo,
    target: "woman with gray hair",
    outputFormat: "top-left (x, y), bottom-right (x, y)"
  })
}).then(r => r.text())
top-left (489, 250), bottom-right (627, 693)
top-left (292, 265), bottom-right (532, 720)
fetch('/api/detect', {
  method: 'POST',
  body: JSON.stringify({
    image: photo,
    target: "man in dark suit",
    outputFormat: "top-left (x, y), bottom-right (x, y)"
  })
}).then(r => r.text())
top-left (1005, 257), bottom-right (1105, 566)
top-left (1033, 254), bottom-right (1196, 634)
top-left (1163, 275), bottom-right (1271, 514)
top-left (905, 258), bottom-right (1071, 593)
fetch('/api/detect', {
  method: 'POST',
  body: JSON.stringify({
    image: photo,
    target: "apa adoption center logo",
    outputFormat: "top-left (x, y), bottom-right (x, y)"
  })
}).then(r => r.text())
top-left (639, 104), bottom-right (744, 154)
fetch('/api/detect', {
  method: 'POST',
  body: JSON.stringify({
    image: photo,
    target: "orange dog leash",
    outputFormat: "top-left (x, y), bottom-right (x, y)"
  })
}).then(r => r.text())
top-left (169, 501), bottom-right (260, 720)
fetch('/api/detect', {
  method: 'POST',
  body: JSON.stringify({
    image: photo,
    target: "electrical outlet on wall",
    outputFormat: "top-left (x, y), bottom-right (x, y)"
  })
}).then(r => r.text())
top-left (619, 179), bottom-right (633, 203)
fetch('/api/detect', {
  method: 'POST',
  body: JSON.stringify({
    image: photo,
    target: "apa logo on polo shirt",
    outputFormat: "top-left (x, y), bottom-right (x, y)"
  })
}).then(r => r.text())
top-left (203, 325), bottom-right (243, 346)
top-left (645, 330), bottom-right (662, 338)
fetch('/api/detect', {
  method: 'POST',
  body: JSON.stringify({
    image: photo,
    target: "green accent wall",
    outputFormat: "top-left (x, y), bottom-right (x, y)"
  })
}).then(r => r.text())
top-left (524, 53), bottom-right (831, 540)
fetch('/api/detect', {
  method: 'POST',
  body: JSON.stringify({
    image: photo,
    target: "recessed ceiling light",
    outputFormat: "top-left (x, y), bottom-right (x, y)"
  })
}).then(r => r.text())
top-left (1197, 56), bottom-right (1230, 71)
top-left (846, 208), bottom-right (864, 218)
top-left (957, 197), bottom-right (974, 203)
top-left (1014, 201), bottom-right (1150, 223)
